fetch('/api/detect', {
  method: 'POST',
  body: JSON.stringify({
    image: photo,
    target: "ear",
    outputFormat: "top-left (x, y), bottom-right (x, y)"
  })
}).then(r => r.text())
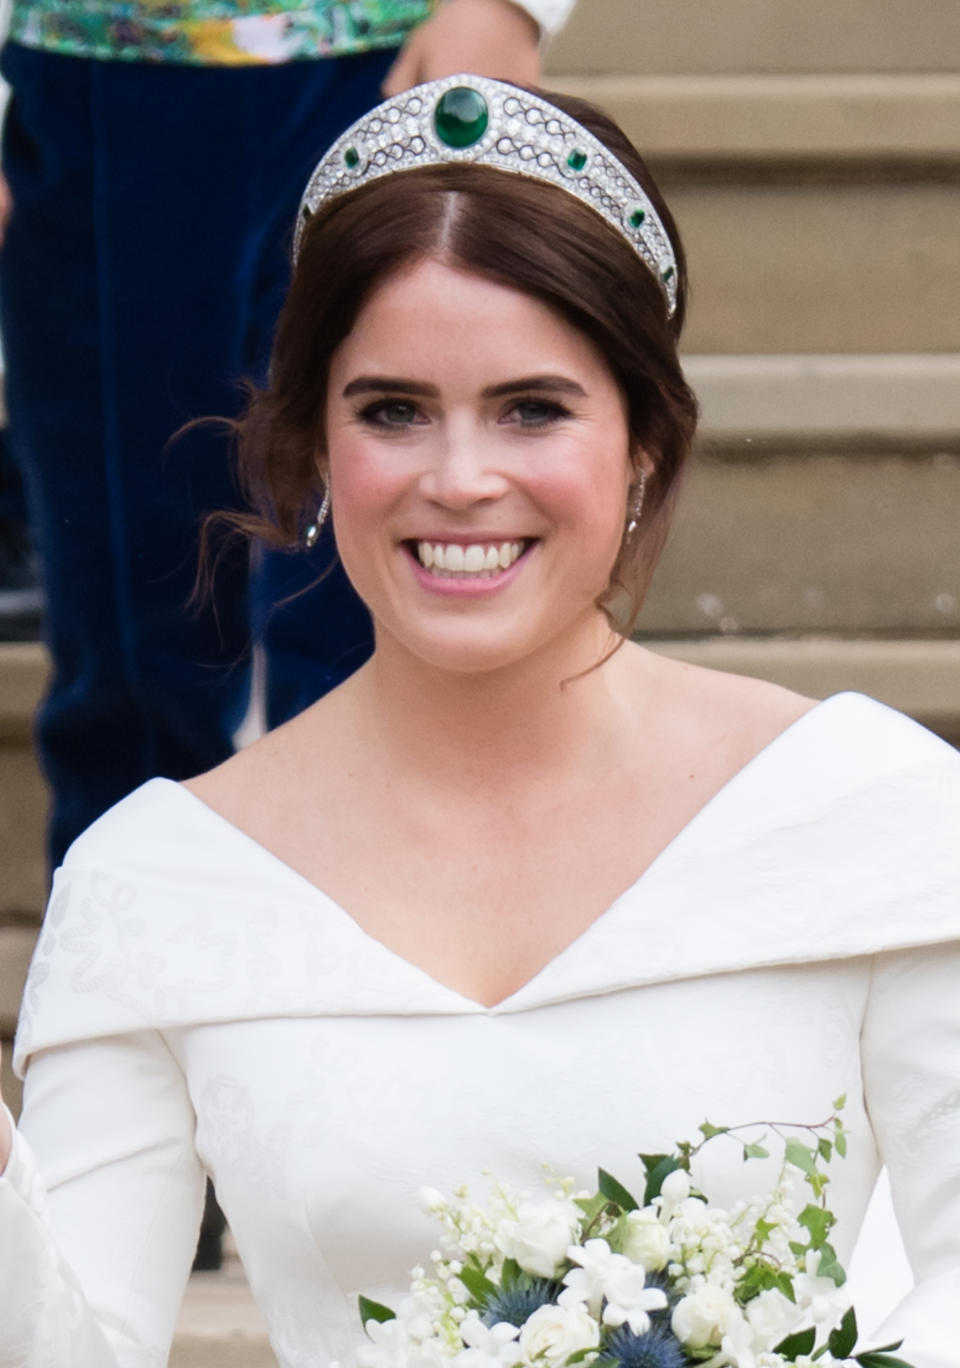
top-left (629, 443), bottom-right (654, 482)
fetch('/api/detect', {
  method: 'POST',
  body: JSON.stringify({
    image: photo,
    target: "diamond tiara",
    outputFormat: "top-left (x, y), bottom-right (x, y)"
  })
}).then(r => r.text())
top-left (294, 74), bottom-right (678, 318)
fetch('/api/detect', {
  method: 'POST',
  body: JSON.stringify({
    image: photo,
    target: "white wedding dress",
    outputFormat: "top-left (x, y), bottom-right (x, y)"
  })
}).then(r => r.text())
top-left (2, 692), bottom-right (959, 1368)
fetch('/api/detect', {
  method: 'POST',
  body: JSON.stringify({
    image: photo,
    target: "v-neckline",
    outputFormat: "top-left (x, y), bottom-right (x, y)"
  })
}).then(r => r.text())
top-left (164, 693), bottom-right (851, 1013)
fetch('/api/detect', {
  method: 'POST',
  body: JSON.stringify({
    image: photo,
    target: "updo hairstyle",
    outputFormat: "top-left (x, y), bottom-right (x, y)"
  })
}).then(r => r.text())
top-left (235, 89), bottom-right (699, 633)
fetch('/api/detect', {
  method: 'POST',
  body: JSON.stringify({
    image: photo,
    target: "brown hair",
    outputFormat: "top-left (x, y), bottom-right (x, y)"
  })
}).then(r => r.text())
top-left (231, 89), bottom-right (698, 634)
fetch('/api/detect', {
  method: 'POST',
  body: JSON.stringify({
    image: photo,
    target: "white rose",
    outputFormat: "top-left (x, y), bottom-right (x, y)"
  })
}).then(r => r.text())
top-left (518, 1305), bottom-right (599, 1366)
top-left (622, 1210), bottom-right (670, 1272)
top-left (745, 1288), bottom-right (803, 1346)
top-left (496, 1200), bottom-right (582, 1279)
top-left (671, 1285), bottom-right (739, 1349)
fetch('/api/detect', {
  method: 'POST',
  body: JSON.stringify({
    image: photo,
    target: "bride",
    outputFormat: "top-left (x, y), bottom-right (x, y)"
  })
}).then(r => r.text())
top-left (1, 75), bottom-right (959, 1368)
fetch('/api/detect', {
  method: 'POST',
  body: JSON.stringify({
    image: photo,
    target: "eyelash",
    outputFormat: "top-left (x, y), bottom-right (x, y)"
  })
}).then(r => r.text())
top-left (354, 397), bottom-right (573, 431)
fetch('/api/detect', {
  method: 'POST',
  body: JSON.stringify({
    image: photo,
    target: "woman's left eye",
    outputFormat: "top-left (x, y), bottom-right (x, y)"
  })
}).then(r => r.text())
top-left (503, 399), bottom-right (572, 429)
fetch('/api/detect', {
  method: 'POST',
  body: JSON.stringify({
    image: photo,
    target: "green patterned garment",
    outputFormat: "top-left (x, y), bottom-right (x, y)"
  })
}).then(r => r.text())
top-left (8, 0), bottom-right (436, 64)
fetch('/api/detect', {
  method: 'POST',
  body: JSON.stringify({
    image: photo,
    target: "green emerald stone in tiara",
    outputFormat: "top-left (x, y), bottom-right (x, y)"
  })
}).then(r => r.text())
top-left (343, 146), bottom-right (359, 169)
top-left (567, 149), bottom-right (587, 172)
top-left (630, 208), bottom-right (646, 228)
top-left (434, 87), bottom-right (489, 149)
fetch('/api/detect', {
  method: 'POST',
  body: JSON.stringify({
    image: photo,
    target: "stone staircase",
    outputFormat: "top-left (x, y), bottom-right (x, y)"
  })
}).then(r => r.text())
top-left (1, 0), bottom-right (958, 1359)
top-left (549, 0), bottom-right (960, 737)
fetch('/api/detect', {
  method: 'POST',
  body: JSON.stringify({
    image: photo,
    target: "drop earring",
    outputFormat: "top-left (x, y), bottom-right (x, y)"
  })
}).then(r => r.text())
top-left (625, 471), bottom-right (647, 538)
top-left (304, 485), bottom-right (330, 548)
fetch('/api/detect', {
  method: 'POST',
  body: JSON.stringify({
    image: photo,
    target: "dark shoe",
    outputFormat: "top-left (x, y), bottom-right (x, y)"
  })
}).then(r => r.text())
top-left (0, 519), bottom-right (43, 641)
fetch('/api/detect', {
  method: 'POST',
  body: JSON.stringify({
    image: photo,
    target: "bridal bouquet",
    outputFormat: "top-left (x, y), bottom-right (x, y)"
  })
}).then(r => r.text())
top-left (347, 1103), bottom-right (913, 1368)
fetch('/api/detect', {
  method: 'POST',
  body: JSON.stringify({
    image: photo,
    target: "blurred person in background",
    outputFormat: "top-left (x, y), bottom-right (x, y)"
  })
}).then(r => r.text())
top-left (0, 0), bottom-right (575, 875)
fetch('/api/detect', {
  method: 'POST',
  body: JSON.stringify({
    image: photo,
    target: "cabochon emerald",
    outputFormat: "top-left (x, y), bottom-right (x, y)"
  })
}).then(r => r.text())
top-left (344, 146), bottom-right (359, 169)
top-left (630, 208), bottom-right (646, 228)
top-left (434, 87), bottom-right (489, 149)
top-left (567, 149), bottom-right (587, 172)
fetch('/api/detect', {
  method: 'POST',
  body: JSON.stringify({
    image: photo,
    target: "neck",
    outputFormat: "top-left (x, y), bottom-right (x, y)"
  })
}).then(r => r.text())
top-left (350, 614), bottom-right (648, 787)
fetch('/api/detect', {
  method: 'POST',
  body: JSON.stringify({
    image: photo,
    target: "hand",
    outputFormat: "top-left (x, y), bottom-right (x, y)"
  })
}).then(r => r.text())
top-left (0, 169), bottom-right (12, 248)
top-left (382, 0), bottom-right (541, 98)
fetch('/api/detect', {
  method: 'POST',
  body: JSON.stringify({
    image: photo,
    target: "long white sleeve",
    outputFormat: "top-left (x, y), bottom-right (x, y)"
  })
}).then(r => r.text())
top-left (0, 1032), bottom-right (205, 1368)
top-left (502, 0), bottom-right (577, 39)
top-left (861, 942), bottom-right (960, 1365)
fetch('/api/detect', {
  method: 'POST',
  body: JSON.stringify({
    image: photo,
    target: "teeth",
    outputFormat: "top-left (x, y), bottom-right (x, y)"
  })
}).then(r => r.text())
top-left (415, 540), bottom-right (527, 577)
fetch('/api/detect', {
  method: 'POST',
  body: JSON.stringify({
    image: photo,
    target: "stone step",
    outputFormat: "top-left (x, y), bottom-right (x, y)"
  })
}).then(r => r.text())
top-left (548, 0), bottom-right (960, 76)
top-left (650, 175), bottom-right (956, 354)
top-left (644, 450), bottom-right (960, 636)
top-left (171, 1262), bottom-right (274, 1368)
top-left (550, 73), bottom-right (960, 167)
top-left (685, 353), bottom-right (960, 449)
top-left (538, 74), bottom-right (960, 354)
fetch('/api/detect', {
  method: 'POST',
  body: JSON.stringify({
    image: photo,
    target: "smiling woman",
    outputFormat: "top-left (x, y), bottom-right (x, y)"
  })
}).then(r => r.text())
top-left (233, 89), bottom-right (697, 638)
top-left (2, 75), bottom-right (960, 1368)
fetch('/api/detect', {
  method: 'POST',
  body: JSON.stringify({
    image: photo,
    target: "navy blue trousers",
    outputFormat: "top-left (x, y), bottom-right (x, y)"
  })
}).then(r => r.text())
top-left (0, 42), bottom-right (387, 868)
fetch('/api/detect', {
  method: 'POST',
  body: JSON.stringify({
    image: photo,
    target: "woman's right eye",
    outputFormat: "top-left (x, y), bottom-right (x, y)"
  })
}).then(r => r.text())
top-left (356, 399), bottom-right (425, 429)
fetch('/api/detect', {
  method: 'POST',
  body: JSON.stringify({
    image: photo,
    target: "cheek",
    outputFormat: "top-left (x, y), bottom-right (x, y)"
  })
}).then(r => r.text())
top-left (525, 446), bottom-right (631, 545)
top-left (327, 436), bottom-right (405, 532)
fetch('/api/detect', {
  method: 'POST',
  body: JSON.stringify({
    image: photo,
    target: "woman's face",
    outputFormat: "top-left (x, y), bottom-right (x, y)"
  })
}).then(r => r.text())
top-left (323, 257), bottom-right (637, 675)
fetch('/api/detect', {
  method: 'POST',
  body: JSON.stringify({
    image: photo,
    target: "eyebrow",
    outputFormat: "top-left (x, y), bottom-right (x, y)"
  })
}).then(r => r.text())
top-left (341, 374), bottom-right (588, 399)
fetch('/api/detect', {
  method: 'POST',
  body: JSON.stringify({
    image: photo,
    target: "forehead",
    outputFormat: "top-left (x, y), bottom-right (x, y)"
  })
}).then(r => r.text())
top-left (329, 257), bottom-right (618, 389)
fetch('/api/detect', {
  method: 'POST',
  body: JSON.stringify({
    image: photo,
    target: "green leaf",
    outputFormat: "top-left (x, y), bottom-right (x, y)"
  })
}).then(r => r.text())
top-left (775, 1327), bottom-right (816, 1357)
top-left (798, 1204), bottom-right (835, 1249)
top-left (736, 1263), bottom-right (795, 1306)
top-left (457, 1266), bottom-right (497, 1304)
top-left (816, 1242), bottom-right (847, 1287)
top-left (743, 1143), bottom-right (770, 1161)
top-left (855, 1356), bottom-right (916, 1368)
top-left (818, 1137), bottom-right (834, 1163)
top-left (835, 1130), bottom-right (848, 1158)
top-left (829, 1306), bottom-right (858, 1359)
top-left (500, 1258), bottom-right (524, 1290)
top-left (576, 1193), bottom-right (608, 1223)
top-left (359, 1296), bottom-right (396, 1327)
top-left (785, 1139), bottom-right (817, 1175)
top-left (567, 1350), bottom-right (601, 1365)
top-left (598, 1168), bottom-right (639, 1212)
top-left (639, 1155), bottom-right (681, 1207)
top-left (699, 1121), bottom-right (728, 1140)
top-left (754, 1217), bottom-right (777, 1244)
top-left (833, 1094), bottom-right (847, 1111)
top-left (605, 1213), bottom-right (630, 1256)
top-left (863, 1342), bottom-right (905, 1355)
top-left (807, 1171), bottom-right (830, 1200)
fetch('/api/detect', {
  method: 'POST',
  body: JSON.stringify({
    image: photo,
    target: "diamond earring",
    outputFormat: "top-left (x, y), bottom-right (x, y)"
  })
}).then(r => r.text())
top-left (304, 485), bottom-right (330, 548)
top-left (625, 471), bottom-right (647, 537)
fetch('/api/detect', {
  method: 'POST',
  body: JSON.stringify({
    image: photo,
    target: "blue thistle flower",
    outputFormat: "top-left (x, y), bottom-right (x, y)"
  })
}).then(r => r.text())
top-left (480, 1278), bottom-right (561, 1328)
top-left (602, 1324), bottom-right (687, 1368)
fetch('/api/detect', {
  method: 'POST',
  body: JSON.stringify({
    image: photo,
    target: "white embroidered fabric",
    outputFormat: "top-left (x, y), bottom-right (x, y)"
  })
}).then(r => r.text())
top-left (2, 693), bottom-right (959, 1367)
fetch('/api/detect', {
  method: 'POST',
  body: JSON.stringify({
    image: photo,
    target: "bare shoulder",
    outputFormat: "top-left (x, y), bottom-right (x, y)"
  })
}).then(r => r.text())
top-left (181, 681), bottom-right (357, 830)
top-left (625, 645), bottom-right (818, 761)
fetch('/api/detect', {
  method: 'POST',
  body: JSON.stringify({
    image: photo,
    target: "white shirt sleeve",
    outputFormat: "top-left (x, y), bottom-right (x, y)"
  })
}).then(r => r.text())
top-left (860, 941), bottom-right (960, 1366)
top-left (0, 1032), bottom-right (205, 1368)
top-left (505, 0), bottom-right (577, 39)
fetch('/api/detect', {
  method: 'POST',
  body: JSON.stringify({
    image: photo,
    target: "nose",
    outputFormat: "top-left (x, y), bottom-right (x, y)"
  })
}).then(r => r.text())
top-left (418, 428), bottom-right (510, 510)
